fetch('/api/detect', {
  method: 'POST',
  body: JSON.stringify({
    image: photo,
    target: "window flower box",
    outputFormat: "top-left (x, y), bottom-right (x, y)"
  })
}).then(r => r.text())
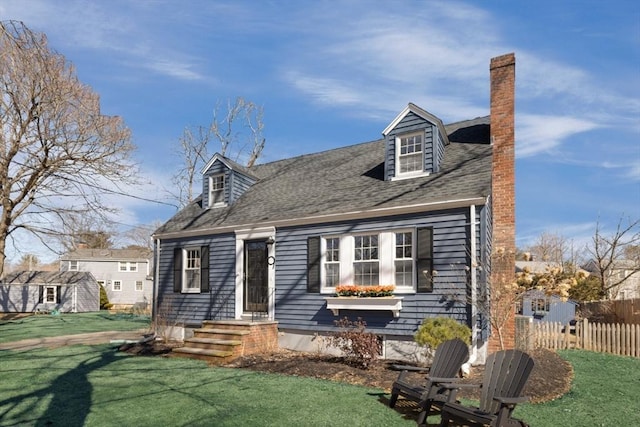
top-left (325, 286), bottom-right (403, 317)
top-left (334, 285), bottom-right (395, 297)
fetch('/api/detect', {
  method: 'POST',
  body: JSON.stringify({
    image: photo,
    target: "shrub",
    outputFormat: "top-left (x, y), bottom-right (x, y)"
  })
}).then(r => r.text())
top-left (414, 317), bottom-right (471, 352)
top-left (99, 284), bottom-right (112, 310)
top-left (329, 317), bottom-right (381, 369)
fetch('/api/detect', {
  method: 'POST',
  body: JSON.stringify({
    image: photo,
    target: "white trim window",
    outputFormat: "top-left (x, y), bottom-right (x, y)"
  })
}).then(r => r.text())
top-left (394, 231), bottom-right (414, 287)
top-left (396, 132), bottom-right (424, 176)
top-left (353, 234), bottom-right (379, 285)
top-left (209, 174), bottom-right (225, 207)
top-left (324, 237), bottom-right (340, 288)
top-left (112, 280), bottom-right (122, 291)
top-left (135, 280), bottom-right (143, 291)
top-left (44, 286), bottom-right (57, 303)
top-left (318, 229), bottom-right (421, 293)
top-left (184, 248), bottom-right (202, 292)
top-left (69, 260), bottom-right (78, 271)
top-left (119, 262), bottom-right (138, 272)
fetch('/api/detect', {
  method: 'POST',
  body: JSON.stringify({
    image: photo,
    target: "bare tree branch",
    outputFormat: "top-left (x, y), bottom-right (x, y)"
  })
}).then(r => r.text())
top-left (0, 21), bottom-right (137, 276)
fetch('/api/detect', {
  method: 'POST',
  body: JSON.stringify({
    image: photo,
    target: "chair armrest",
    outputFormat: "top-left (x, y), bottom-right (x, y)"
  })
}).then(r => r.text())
top-left (493, 396), bottom-right (529, 406)
top-left (390, 364), bottom-right (430, 372)
top-left (438, 382), bottom-right (481, 390)
top-left (428, 377), bottom-right (463, 384)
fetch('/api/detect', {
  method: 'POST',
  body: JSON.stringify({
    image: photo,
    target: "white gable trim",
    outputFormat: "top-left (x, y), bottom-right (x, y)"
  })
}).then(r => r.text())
top-left (382, 103), bottom-right (450, 146)
top-left (201, 153), bottom-right (232, 175)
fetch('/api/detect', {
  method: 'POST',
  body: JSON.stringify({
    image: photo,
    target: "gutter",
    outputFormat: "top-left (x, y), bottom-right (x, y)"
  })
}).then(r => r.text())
top-left (154, 196), bottom-right (488, 240)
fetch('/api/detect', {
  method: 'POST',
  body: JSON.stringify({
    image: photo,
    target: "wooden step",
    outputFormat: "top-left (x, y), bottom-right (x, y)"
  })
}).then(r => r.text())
top-left (183, 337), bottom-right (242, 352)
top-left (171, 346), bottom-right (234, 364)
top-left (193, 328), bottom-right (250, 340)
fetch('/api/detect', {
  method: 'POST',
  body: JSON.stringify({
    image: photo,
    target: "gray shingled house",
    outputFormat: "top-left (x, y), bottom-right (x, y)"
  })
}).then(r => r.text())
top-left (153, 54), bottom-right (516, 362)
top-left (0, 271), bottom-right (99, 313)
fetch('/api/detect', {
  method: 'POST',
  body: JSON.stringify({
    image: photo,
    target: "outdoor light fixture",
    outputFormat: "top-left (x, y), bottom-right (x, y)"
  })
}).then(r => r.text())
top-left (266, 236), bottom-right (275, 246)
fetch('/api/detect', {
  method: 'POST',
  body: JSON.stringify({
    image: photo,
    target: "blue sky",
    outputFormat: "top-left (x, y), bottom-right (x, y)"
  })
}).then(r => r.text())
top-left (2, 0), bottom-right (639, 263)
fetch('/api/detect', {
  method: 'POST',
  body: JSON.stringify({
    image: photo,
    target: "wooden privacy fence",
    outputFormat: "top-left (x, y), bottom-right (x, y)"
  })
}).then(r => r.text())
top-left (516, 317), bottom-right (640, 358)
top-left (579, 298), bottom-right (640, 324)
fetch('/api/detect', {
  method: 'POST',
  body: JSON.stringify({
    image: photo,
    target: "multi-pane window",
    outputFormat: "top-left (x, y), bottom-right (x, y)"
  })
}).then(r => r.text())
top-left (113, 280), bottom-right (122, 291)
top-left (531, 298), bottom-right (549, 312)
top-left (395, 232), bottom-right (413, 287)
top-left (315, 228), bottom-right (431, 293)
top-left (398, 133), bottom-right (423, 174)
top-left (119, 262), bottom-right (138, 272)
top-left (325, 238), bottom-right (340, 287)
top-left (185, 248), bottom-right (201, 290)
top-left (44, 286), bottom-right (56, 303)
top-left (210, 174), bottom-right (225, 206)
top-left (135, 280), bottom-right (143, 291)
top-left (353, 234), bottom-right (379, 285)
top-left (69, 260), bottom-right (78, 271)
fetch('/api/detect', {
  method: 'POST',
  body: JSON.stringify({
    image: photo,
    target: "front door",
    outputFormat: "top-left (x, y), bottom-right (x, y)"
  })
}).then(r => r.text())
top-left (244, 240), bottom-right (269, 313)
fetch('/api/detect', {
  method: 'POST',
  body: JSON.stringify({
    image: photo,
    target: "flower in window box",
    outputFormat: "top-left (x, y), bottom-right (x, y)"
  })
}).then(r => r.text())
top-left (335, 285), bottom-right (395, 298)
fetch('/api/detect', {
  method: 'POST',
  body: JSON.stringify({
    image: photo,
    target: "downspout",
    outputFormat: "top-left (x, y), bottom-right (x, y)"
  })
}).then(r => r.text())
top-left (153, 237), bottom-right (160, 333)
top-left (462, 204), bottom-right (479, 374)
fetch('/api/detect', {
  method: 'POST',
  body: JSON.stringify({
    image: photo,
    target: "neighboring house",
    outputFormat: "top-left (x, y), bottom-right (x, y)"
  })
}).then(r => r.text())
top-left (0, 271), bottom-right (99, 313)
top-left (60, 248), bottom-right (153, 310)
top-left (515, 261), bottom-right (578, 324)
top-left (152, 54), bottom-right (516, 361)
top-left (582, 259), bottom-right (640, 300)
top-left (518, 289), bottom-right (577, 324)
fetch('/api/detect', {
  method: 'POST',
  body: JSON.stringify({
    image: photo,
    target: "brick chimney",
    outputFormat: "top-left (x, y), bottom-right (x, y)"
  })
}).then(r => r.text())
top-left (489, 53), bottom-right (516, 351)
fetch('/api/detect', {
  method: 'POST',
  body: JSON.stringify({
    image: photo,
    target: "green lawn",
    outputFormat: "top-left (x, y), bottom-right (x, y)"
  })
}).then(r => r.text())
top-left (424, 350), bottom-right (640, 426)
top-left (513, 350), bottom-right (640, 426)
top-left (0, 345), bottom-right (413, 427)
top-left (2, 314), bottom-right (639, 426)
top-left (0, 312), bottom-right (150, 343)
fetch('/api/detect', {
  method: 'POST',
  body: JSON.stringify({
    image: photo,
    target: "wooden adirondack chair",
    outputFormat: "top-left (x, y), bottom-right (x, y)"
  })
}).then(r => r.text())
top-left (389, 338), bottom-right (469, 426)
top-left (439, 349), bottom-right (534, 427)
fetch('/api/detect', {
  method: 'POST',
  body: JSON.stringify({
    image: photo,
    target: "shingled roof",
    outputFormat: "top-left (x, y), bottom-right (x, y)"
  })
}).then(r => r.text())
top-left (155, 116), bottom-right (491, 237)
top-left (1, 271), bottom-right (95, 285)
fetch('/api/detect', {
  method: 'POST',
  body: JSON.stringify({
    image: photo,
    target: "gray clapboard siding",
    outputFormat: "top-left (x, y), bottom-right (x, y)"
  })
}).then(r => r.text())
top-left (273, 208), bottom-right (478, 336)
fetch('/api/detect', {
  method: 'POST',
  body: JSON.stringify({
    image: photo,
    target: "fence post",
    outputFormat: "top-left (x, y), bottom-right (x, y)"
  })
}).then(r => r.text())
top-left (515, 315), bottom-right (534, 351)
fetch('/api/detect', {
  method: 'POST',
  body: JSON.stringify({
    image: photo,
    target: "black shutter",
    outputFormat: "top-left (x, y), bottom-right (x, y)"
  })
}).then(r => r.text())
top-left (416, 227), bottom-right (434, 293)
top-left (173, 248), bottom-right (182, 293)
top-left (56, 286), bottom-right (62, 303)
top-left (38, 287), bottom-right (43, 303)
top-left (200, 245), bottom-right (210, 292)
top-left (307, 236), bottom-right (320, 293)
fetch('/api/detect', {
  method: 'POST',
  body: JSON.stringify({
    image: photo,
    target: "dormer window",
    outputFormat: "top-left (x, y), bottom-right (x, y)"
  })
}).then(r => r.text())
top-left (397, 132), bottom-right (424, 175)
top-left (209, 174), bottom-right (225, 207)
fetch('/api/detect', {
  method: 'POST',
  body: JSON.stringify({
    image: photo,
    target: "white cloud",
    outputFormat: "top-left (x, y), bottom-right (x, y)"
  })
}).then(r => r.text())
top-left (516, 114), bottom-right (602, 158)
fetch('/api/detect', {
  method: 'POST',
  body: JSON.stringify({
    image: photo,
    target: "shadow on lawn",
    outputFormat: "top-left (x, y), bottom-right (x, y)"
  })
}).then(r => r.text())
top-left (0, 347), bottom-right (118, 427)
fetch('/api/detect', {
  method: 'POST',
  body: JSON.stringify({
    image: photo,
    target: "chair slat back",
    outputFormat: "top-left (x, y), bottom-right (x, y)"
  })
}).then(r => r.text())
top-left (479, 349), bottom-right (534, 414)
top-left (429, 338), bottom-right (470, 379)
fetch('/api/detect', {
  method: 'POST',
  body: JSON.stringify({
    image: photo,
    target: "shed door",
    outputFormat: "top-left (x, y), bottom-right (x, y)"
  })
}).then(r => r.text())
top-left (244, 240), bottom-right (268, 312)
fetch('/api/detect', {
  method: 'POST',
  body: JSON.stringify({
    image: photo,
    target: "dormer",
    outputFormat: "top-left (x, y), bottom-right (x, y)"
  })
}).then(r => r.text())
top-left (201, 153), bottom-right (258, 208)
top-left (382, 103), bottom-right (450, 181)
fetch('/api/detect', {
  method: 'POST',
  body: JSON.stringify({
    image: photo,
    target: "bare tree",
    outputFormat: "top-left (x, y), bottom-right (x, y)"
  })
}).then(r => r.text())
top-left (525, 232), bottom-right (568, 264)
top-left (210, 97), bottom-right (265, 167)
top-left (169, 126), bottom-right (211, 208)
top-left (122, 222), bottom-right (161, 251)
top-left (0, 21), bottom-right (137, 277)
top-left (588, 216), bottom-right (640, 299)
top-left (54, 211), bottom-right (116, 251)
top-left (169, 97), bottom-right (265, 208)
